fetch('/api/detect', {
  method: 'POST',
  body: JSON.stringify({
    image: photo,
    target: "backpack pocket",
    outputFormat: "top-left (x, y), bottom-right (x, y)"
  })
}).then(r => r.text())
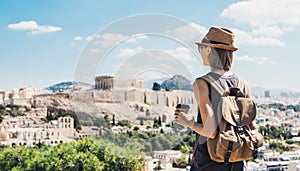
top-left (244, 124), bottom-right (264, 149)
top-left (219, 126), bottom-right (243, 151)
top-left (207, 123), bottom-right (245, 163)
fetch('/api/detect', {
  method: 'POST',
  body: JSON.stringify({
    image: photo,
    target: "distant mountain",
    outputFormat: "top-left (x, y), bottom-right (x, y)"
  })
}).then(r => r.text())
top-left (160, 74), bottom-right (193, 91)
top-left (45, 81), bottom-right (93, 92)
top-left (144, 77), bottom-right (168, 89)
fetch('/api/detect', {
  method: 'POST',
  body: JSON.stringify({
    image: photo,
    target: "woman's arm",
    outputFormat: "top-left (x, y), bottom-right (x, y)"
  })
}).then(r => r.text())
top-left (174, 78), bottom-right (218, 139)
top-left (192, 79), bottom-right (218, 139)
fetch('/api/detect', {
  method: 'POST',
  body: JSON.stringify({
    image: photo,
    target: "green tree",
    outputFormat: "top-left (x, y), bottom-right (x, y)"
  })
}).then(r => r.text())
top-left (173, 155), bottom-right (188, 168)
top-left (150, 138), bottom-right (163, 151)
top-left (153, 117), bottom-right (160, 128)
top-left (0, 138), bottom-right (146, 171)
top-left (133, 126), bottom-right (140, 131)
top-left (157, 136), bottom-right (171, 150)
top-left (160, 128), bottom-right (164, 134)
top-left (141, 142), bottom-right (152, 155)
top-left (295, 105), bottom-right (300, 112)
top-left (0, 115), bottom-right (3, 124)
top-left (9, 110), bottom-right (24, 117)
top-left (152, 82), bottom-right (161, 91)
top-left (117, 120), bottom-right (132, 128)
top-left (0, 146), bottom-right (33, 170)
top-left (259, 126), bottom-right (267, 136)
top-left (112, 115), bottom-right (116, 126)
top-left (180, 144), bottom-right (190, 154)
top-left (72, 113), bottom-right (82, 130)
top-left (158, 116), bottom-right (162, 126)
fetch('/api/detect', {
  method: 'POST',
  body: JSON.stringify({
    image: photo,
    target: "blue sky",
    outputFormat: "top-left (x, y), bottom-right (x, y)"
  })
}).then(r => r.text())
top-left (1, 0), bottom-right (300, 91)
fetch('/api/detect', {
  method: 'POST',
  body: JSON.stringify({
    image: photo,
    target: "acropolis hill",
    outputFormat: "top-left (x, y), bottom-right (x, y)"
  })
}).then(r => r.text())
top-left (1, 75), bottom-right (198, 125)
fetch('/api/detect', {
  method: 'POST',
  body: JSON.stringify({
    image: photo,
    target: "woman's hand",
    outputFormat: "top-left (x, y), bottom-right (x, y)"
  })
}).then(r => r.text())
top-left (174, 110), bottom-right (195, 128)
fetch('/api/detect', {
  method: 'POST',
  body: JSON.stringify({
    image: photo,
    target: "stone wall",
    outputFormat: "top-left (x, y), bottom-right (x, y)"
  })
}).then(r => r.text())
top-left (81, 89), bottom-right (196, 107)
top-left (32, 88), bottom-right (197, 123)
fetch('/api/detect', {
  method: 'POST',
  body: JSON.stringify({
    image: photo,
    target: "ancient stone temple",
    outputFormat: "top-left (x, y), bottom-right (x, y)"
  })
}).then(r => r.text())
top-left (95, 76), bottom-right (115, 90)
top-left (95, 75), bottom-right (144, 90)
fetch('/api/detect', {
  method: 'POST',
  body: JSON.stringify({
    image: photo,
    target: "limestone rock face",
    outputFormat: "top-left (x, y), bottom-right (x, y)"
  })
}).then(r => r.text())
top-left (31, 89), bottom-right (197, 123)
top-left (32, 93), bottom-right (73, 111)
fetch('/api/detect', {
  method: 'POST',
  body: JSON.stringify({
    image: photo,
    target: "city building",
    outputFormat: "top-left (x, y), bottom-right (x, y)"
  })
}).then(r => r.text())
top-left (2, 87), bottom-right (40, 107)
top-left (265, 90), bottom-right (271, 98)
top-left (0, 116), bottom-right (77, 147)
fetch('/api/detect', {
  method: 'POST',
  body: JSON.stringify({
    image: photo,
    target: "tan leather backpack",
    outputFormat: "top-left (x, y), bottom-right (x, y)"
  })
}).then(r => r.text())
top-left (199, 75), bottom-right (264, 163)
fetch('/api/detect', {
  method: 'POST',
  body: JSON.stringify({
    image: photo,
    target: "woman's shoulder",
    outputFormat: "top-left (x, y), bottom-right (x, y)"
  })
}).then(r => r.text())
top-left (193, 77), bottom-right (207, 87)
top-left (194, 72), bottom-right (234, 81)
top-left (193, 76), bottom-right (209, 92)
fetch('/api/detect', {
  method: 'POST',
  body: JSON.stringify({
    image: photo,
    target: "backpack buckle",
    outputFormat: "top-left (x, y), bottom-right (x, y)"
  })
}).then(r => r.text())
top-left (237, 120), bottom-right (246, 138)
top-left (238, 126), bottom-right (245, 135)
top-left (253, 143), bottom-right (258, 159)
top-left (225, 149), bottom-right (232, 156)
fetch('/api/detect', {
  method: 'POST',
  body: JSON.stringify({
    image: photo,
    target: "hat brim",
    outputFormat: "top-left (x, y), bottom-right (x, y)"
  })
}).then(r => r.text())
top-left (195, 42), bottom-right (238, 52)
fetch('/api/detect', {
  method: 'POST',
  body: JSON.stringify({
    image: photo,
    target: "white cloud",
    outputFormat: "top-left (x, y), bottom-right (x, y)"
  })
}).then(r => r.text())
top-left (117, 46), bottom-right (144, 57)
top-left (85, 33), bottom-right (147, 55)
top-left (91, 33), bottom-right (147, 47)
top-left (8, 20), bottom-right (62, 34)
top-left (93, 33), bottom-right (129, 48)
top-left (74, 36), bottom-right (83, 41)
top-left (235, 55), bottom-right (278, 65)
top-left (190, 23), bottom-right (207, 34)
top-left (165, 23), bottom-right (207, 43)
top-left (232, 28), bottom-right (285, 47)
top-left (8, 21), bottom-right (38, 30)
top-left (221, 1), bottom-right (300, 47)
top-left (252, 26), bottom-right (284, 38)
top-left (86, 36), bottom-right (93, 41)
top-left (221, 0), bottom-right (300, 27)
top-left (162, 47), bottom-right (194, 61)
top-left (29, 25), bottom-right (62, 35)
top-left (127, 33), bottom-right (148, 42)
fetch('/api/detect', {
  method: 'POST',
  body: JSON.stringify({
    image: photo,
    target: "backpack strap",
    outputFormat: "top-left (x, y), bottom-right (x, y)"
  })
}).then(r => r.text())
top-left (237, 76), bottom-right (246, 97)
top-left (190, 74), bottom-right (224, 167)
top-left (200, 74), bottom-right (225, 96)
top-left (203, 75), bottom-right (246, 98)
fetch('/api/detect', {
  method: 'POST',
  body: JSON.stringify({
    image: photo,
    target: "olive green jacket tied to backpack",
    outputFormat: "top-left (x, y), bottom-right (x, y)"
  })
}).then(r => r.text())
top-left (197, 75), bottom-right (264, 163)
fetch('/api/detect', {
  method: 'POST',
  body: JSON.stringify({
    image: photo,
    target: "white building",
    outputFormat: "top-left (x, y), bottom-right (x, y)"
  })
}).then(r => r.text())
top-left (0, 116), bottom-right (76, 147)
top-left (3, 87), bottom-right (40, 106)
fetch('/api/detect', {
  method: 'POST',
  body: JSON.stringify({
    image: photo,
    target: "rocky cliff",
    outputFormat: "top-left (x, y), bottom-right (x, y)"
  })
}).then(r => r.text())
top-left (31, 89), bottom-right (197, 124)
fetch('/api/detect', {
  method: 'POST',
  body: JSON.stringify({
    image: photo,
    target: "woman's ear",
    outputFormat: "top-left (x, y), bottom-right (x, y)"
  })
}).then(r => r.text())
top-left (207, 46), bottom-right (211, 53)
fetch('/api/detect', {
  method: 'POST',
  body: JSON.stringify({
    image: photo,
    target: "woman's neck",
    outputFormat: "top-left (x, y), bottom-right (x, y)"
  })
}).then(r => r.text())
top-left (210, 67), bottom-right (231, 76)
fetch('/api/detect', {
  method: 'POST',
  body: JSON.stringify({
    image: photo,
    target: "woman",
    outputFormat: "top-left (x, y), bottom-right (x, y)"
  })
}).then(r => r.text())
top-left (174, 27), bottom-right (250, 171)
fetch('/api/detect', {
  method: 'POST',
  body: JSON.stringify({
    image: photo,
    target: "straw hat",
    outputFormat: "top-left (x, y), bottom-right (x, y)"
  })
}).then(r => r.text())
top-left (195, 27), bottom-right (238, 51)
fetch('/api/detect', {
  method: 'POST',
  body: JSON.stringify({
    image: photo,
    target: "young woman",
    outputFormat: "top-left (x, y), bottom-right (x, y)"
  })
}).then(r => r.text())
top-left (174, 27), bottom-right (250, 171)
